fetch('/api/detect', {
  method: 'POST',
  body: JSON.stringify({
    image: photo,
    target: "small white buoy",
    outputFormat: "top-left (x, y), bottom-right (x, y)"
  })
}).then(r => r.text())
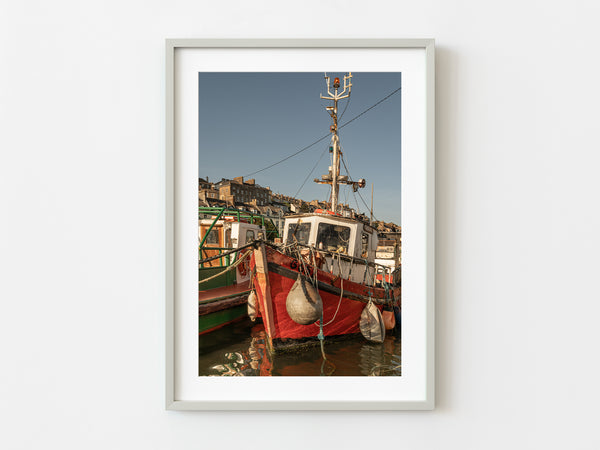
top-left (247, 290), bottom-right (258, 321)
top-left (360, 300), bottom-right (385, 343)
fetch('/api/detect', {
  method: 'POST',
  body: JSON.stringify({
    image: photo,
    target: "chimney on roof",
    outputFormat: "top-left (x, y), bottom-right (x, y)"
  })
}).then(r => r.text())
top-left (234, 176), bottom-right (244, 184)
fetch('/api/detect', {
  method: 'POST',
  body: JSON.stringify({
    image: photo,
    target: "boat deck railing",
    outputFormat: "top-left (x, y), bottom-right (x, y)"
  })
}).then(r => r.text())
top-left (198, 239), bottom-right (401, 287)
top-left (198, 240), bottom-right (258, 268)
top-left (199, 246), bottom-right (236, 268)
top-left (269, 240), bottom-right (400, 288)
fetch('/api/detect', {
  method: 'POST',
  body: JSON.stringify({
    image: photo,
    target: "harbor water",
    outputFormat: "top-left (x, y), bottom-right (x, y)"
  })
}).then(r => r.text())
top-left (199, 318), bottom-right (401, 376)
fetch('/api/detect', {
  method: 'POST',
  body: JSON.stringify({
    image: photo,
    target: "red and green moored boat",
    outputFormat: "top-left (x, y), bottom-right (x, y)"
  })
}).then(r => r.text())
top-left (198, 207), bottom-right (276, 335)
top-left (248, 73), bottom-right (401, 353)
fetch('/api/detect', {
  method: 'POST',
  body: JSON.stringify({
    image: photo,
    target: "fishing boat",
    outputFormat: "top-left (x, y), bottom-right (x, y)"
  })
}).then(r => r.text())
top-left (198, 207), bottom-right (276, 335)
top-left (249, 73), bottom-right (401, 353)
top-left (375, 236), bottom-right (401, 285)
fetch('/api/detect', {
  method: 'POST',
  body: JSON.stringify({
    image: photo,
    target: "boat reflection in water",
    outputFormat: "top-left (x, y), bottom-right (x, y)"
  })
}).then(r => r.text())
top-left (198, 318), bottom-right (401, 377)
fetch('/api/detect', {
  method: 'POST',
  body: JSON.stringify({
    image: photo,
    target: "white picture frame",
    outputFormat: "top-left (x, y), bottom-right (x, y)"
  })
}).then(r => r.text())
top-left (166, 39), bottom-right (435, 410)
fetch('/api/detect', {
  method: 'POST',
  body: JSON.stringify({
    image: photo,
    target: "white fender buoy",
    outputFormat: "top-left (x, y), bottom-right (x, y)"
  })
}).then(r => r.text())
top-left (286, 274), bottom-right (323, 325)
top-left (360, 300), bottom-right (385, 343)
top-left (247, 290), bottom-right (258, 321)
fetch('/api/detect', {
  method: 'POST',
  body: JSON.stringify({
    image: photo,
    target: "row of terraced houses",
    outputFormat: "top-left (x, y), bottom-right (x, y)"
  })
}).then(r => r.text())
top-left (199, 176), bottom-right (400, 236)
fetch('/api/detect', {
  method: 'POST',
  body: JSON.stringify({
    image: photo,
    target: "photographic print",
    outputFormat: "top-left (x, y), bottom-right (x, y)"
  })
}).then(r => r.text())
top-left (198, 72), bottom-right (402, 377)
top-left (167, 40), bottom-right (434, 409)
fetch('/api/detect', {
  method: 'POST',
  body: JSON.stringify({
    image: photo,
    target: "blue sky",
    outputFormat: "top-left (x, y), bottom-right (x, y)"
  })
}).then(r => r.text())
top-left (198, 72), bottom-right (401, 224)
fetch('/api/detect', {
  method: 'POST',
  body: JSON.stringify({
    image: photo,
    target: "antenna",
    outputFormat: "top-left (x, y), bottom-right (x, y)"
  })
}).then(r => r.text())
top-left (371, 183), bottom-right (374, 225)
top-left (313, 73), bottom-right (363, 214)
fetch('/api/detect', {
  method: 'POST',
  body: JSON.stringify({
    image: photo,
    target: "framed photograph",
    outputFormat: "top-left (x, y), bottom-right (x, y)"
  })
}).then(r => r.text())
top-left (166, 39), bottom-right (435, 410)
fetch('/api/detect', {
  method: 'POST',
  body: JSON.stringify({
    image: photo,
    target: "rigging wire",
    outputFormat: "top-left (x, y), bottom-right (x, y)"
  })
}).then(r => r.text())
top-left (337, 144), bottom-right (365, 216)
top-left (293, 145), bottom-right (329, 199)
top-left (357, 189), bottom-right (380, 223)
top-left (340, 152), bottom-right (381, 223)
top-left (351, 189), bottom-right (362, 215)
top-left (338, 96), bottom-right (351, 121)
top-left (338, 87), bottom-right (401, 132)
top-left (242, 86), bottom-right (401, 178)
top-left (243, 133), bottom-right (330, 178)
top-left (336, 148), bottom-right (361, 215)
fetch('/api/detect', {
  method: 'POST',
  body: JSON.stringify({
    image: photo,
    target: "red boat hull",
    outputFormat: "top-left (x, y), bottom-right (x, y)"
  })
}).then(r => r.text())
top-left (250, 244), bottom-right (400, 351)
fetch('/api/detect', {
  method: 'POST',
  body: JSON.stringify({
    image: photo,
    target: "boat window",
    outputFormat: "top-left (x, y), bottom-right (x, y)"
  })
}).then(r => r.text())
top-left (376, 246), bottom-right (395, 259)
top-left (204, 228), bottom-right (219, 245)
top-left (245, 230), bottom-right (255, 243)
top-left (316, 223), bottom-right (351, 254)
top-left (361, 232), bottom-right (369, 258)
top-left (286, 222), bottom-right (311, 245)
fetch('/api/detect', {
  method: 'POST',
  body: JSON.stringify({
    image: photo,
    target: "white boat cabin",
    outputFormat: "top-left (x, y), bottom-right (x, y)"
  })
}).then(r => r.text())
top-left (375, 245), bottom-right (399, 270)
top-left (282, 213), bottom-right (380, 285)
top-left (199, 218), bottom-right (265, 283)
top-left (199, 219), bottom-right (264, 249)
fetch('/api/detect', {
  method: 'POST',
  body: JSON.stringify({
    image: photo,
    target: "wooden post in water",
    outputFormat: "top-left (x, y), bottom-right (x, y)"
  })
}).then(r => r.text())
top-left (253, 241), bottom-right (276, 348)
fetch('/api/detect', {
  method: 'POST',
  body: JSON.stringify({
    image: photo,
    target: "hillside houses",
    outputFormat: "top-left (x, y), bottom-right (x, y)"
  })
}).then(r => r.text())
top-left (198, 176), bottom-right (400, 237)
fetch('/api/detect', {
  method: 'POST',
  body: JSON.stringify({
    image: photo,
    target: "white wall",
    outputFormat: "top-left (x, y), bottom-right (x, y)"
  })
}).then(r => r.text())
top-left (2, 1), bottom-right (600, 449)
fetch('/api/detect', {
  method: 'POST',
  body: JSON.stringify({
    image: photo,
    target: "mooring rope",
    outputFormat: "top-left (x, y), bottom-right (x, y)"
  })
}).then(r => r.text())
top-left (198, 241), bottom-right (256, 265)
top-left (316, 253), bottom-right (346, 327)
top-left (198, 249), bottom-right (253, 285)
top-left (323, 277), bottom-right (344, 326)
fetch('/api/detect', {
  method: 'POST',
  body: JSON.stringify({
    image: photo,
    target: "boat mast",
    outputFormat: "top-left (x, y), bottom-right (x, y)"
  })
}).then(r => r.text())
top-left (314, 73), bottom-right (366, 214)
top-left (318, 73), bottom-right (351, 214)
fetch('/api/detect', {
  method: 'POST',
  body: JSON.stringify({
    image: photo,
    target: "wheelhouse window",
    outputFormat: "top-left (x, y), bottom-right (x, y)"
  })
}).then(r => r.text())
top-left (361, 232), bottom-right (369, 258)
top-left (204, 228), bottom-right (220, 245)
top-left (316, 223), bottom-right (351, 254)
top-left (286, 222), bottom-right (311, 245)
top-left (245, 230), bottom-right (255, 243)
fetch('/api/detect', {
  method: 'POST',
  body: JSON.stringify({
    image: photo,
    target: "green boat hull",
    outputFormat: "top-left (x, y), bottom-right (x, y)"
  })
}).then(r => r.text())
top-left (199, 304), bottom-right (247, 334)
top-left (199, 266), bottom-right (236, 291)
